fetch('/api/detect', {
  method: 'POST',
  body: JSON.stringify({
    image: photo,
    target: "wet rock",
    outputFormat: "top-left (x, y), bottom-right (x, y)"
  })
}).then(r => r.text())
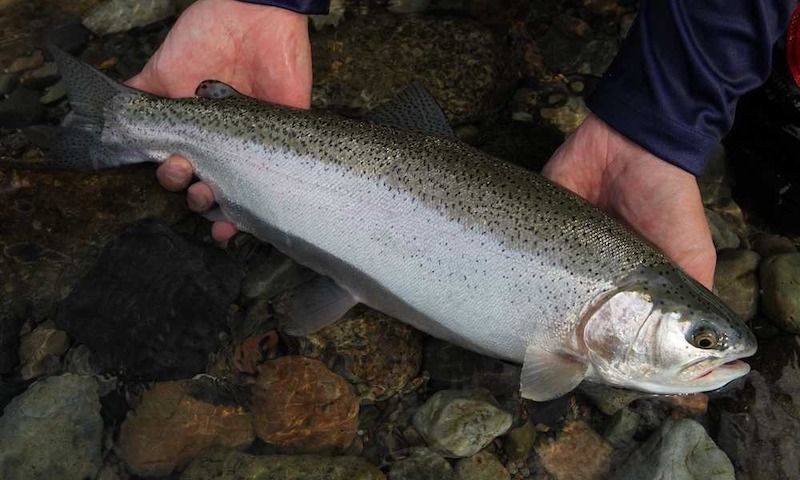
top-left (537, 421), bottom-right (612, 480)
top-left (713, 334), bottom-right (800, 479)
top-left (713, 249), bottom-right (760, 321)
top-left (423, 338), bottom-right (521, 396)
top-left (5, 50), bottom-right (44, 73)
top-left (706, 208), bottom-right (741, 250)
top-left (44, 18), bottom-right (91, 54)
top-left (19, 62), bottom-right (59, 89)
top-left (454, 451), bottom-right (509, 480)
top-left (579, 382), bottom-right (648, 415)
top-left (662, 393), bottom-right (709, 416)
top-left (0, 87), bottom-right (44, 127)
top-left (759, 253), bottom-right (800, 333)
top-left (40, 80), bottom-right (67, 104)
top-left (311, 13), bottom-right (514, 122)
top-left (297, 306), bottom-right (424, 402)
top-left (752, 233), bottom-right (797, 258)
top-left (612, 419), bottom-right (734, 480)
top-left (18, 320), bottom-right (70, 380)
top-left (240, 249), bottom-right (315, 300)
top-left (388, 0), bottom-right (431, 13)
top-left (63, 343), bottom-right (97, 376)
top-left (117, 379), bottom-right (254, 477)
top-left (83, 0), bottom-right (176, 35)
top-left (0, 310), bottom-right (24, 374)
top-left (0, 73), bottom-right (17, 96)
top-left (251, 356), bottom-right (359, 453)
top-left (413, 389), bottom-right (512, 458)
top-left (389, 447), bottom-right (454, 480)
top-left (182, 449), bottom-right (385, 480)
top-left (604, 408), bottom-right (640, 449)
top-left (0, 374), bottom-right (102, 480)
top-left (503, 420), bottom-right (536, 462)
top-left (56, 220), bottom-right (242, 380)
top-left (539, 96), bottom-right (588, 133)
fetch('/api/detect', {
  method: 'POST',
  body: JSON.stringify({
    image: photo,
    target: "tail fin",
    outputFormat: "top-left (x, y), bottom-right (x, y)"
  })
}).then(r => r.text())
top-left (40, 45), bottom-right (150, 170)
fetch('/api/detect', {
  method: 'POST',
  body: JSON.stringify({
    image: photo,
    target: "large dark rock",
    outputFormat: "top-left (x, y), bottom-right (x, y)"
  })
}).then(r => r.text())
top-left (55, 220), bottom-right (242, 380)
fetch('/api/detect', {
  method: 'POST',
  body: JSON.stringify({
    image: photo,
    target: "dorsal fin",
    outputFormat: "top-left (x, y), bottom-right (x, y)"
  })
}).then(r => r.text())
top-left (364, 83), bottom-right (455, 138)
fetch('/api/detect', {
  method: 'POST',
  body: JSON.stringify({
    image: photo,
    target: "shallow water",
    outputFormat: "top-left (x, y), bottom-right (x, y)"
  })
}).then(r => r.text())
top-left (1, 1), bottom-right (799, 479)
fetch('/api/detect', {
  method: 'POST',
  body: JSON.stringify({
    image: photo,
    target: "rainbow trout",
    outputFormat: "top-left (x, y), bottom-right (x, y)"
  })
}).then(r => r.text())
top-left (48, 47), bottom-right (755, 400)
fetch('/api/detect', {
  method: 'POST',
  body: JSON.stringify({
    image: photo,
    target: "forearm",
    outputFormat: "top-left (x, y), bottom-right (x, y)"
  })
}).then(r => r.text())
top-left (236, 0), bottom-right (329, 15)
top-left (588, 0), bottom-right (796, 175)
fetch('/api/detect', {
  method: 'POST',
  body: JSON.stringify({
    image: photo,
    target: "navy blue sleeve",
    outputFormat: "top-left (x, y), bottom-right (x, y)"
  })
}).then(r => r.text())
top-left (237, 0), bottom-right (329, 15)
top-left (587, 1), bottom-right (796, 175)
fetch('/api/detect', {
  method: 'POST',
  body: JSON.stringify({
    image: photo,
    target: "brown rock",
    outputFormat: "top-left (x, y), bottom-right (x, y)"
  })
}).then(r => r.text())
top-left (297, 306), bottom-right (423, 402)
top-left (18, 320), bottom-right (70, 380)
top-left (663, 393), bottom-right (709, 416)
top-left (536, 421), bottom-right (612, 480)
top-left (252, 356), bottom-right (359, 453)
top-left (5, 50), bottom-right (43, 73)
top-left (117, 380), bottom-right (254, 477)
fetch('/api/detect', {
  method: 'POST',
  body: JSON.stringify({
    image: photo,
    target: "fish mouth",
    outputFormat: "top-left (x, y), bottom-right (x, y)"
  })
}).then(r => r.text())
top-left (693, 359), bottom-right (750, 380)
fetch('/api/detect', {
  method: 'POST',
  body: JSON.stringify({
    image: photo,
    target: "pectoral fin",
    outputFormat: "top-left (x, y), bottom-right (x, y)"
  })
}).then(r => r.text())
top-left (520, 345), bottom-right (588, 401)
top-left (278, 276), bottom-right (358, 336)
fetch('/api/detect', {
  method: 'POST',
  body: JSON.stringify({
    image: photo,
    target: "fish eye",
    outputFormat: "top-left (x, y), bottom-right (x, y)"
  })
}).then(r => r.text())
top-left (691, 328), bottom-right (719, 349)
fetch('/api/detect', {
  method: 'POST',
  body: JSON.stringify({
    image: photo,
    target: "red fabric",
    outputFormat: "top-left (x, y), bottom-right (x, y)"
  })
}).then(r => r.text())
top-left (787, 4), bottom-right (800, 87)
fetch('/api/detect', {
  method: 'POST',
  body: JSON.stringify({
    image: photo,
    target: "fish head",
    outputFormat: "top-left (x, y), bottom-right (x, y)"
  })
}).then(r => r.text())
top-left (581, 267), bottom-right (757, 394)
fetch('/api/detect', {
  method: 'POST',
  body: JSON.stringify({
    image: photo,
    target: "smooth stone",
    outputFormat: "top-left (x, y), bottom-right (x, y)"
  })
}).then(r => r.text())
top-left (503, 420), bottom-right (536, 462)
top-left (117, 379), bottom-right (253, 477)
top-left (389, 447), bottom-right (454, 480)
top-left (251, 356), bottom-right (359, 453)
top-left (5, 51), bottom-right (44, 74)
top-left (454, 451), bottom-right (509, 480)
top-left (713, 249), bottom-right (760, 321)
top-left (0, 87), bottom-right (44, 128)
top-left (0, 374), bottom-right (102, 480)
top-left (297, 306), bottom-right (423, 402)
top-left (19, 62), bottom-right (59, 89)
top-left (63, 343), bottom-right (97, 376)
top-left (40, 81), bottom-right (67, 105)
top-left (413, 389), bottom-right (512, 458)
top-left (604, 408), bottom-right (640, 449)
top-left (18, 320), bottom-right (70, 380)
top-left (759, 253), bottom-right (800, 333)
top-left (579, 382), bottom-right (649, 415)
top-left (537, 421), bottom-right (612, 480)
top-left (539, 96), bottom-right (589, 133)
top-left (55, 220), bottom-right (242, 380)
top-left (0, 73), bottom-right (17, 96)
top-left (240, 250), bottom-right (315, 300)
top-left (82, 0), bottom-right (175, 35)
top-left (182, 449), bottom-right (385, 480)
top-left (612, 419), bottom-right (734, 480)
top-left (706, 208), bottom-right (741, 250)
top-left (752, 234), bottom-right (797, 258)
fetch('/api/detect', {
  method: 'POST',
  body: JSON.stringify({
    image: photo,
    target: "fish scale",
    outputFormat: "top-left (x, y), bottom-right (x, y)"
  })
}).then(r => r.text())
top-left (47, 47), bottom-right (757, 401)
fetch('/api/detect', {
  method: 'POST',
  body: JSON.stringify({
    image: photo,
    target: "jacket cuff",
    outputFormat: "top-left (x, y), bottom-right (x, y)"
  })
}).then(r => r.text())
top-left (237, 0), bottom-right (329, 15)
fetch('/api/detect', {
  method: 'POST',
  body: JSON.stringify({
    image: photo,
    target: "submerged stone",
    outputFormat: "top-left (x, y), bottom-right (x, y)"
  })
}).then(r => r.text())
top-left (413, 389), bottom-right (512, 458)
top-left (537, 420), bottom-right (612, 480)
top-left (55, 220), bottom-right (242, 380)
top-left (611, 419), bottom-right (734, 480)
top-left (713, 249), bottom-right (760, 321)
top-left (117, 379), bottom-right (254, 477)
top-left (0, 374), bottom-right (102, 480)
top-left (18, 320), bottom-right (70, 380)
top-left (759, 253), bottom-right (800, 333)
top-left (454, 451), bottom-right (509, 480)
top-left (251, 356), bottom-right (359, 453)
top-left (82, 0), bottom-right (175, 35)
top-left (388, 447), bottom-right (453, 480)
top-left (181, 449), bottom-right (385, 480)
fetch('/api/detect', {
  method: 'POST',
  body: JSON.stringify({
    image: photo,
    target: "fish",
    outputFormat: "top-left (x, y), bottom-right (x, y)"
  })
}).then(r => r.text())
top-left (44, 47), bottom-right (757, 401)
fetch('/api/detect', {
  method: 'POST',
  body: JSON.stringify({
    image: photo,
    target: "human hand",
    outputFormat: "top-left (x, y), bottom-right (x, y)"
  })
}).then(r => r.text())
top-left (127, 0), bottom-right (312, 241)
top-left (542, 113), bottom-right (716, 289)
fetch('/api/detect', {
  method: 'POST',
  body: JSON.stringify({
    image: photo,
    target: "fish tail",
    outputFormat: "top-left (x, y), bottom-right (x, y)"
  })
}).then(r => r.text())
top-left (32, 45), bottom-right (150, 170)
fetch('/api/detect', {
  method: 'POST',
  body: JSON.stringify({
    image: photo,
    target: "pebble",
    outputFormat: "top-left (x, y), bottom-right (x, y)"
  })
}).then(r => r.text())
top-left (706, 208), bottom-right (741, 250)
top-left (539, 96), bottom-right (589, 133)
top-left (759, 253), bottom-right (800, 333)
top-left (536, 421), bottom-right (612, 480)
top-left (503, 420), bottom-right (536, 462)
top-left (713, 249), bottom-right (760, 321)
top-left (117, 379), bottom-right (254, 477)
top-left (182, 449), bottom-right (385, 480)
top-left (83, 0), bottom-right (176, 35)
top-left (19, 62), bottom-right (59, 89)
top-left (18, 320), bottom-right (70, 380)
top-left (251, 356), bottom-right (359, 453)
top-left (413, 388), bottom-right (512, 458)
top-left (0, 374), bottom-right (102, 480)
top-left (579, 382), bottom-right (649, 415)
top-left (40, 80), bottom-right (67, 105)
top-left (5, 51), bottom-right (44, 74)
top-left (752, 233), bottom-right (796, 258)
top-left (454, 451), bottom-right (510, 480)
top-left (604, 408), bottom-right (640, 449)
top-left (611, 418), bottom-right (734, 480)
top-left (297, 306), bottom-right (423, 402)
top-left (389, 447), bottom-right (454, 480)
top-left (55, 220), bottom-right (242, 380)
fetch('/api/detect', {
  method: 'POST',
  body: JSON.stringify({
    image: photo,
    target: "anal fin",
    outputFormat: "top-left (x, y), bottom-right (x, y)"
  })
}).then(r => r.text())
top-left (278, 276), bottom-right (358, 336)
top-left (520, 345), bottom-right (588, 401)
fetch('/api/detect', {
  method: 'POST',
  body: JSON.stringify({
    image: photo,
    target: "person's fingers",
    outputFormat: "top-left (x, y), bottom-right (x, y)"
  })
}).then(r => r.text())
top-left (187, 182), bottom-right (215, 212)
top-left (212, 222), bottom-right (239, 242)
top-left (156, 155), bottom-right (194, 191)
